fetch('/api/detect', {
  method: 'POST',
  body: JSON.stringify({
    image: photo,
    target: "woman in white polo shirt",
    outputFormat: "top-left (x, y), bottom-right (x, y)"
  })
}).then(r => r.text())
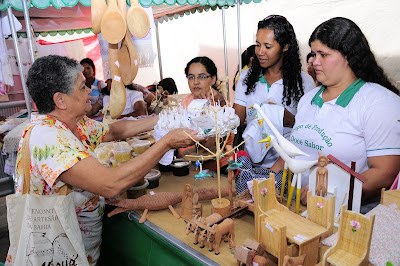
top-left (290, 17), bottom-right (400, 212)
top-left (233, 15), bottom-right (315, 194)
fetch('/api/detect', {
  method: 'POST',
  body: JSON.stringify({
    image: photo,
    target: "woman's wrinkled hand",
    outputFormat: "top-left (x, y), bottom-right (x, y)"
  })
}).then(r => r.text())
top-left (165, 128), bottom-right (204, 149)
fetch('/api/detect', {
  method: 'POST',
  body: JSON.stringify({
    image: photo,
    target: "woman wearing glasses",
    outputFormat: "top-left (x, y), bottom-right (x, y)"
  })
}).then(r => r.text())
top-left (290, 17), bottom-right (400, 211)
top-left (179, 56), bottom-right (232, 171)
top-left (233, 15), bottom-right (315, 194)
top-left (181, 56), bottom-right (226, 108)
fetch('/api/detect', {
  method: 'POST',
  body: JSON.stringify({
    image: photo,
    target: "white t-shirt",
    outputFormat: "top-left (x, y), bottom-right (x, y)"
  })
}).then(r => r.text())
top-left (103, 89), bottom-right (145, 116)
top-left (89, 78), bottom-right (106, 105)
top-left (291, 80), bottom-right (400, 185)
top-left (234, 69), bottom-right (316, 167)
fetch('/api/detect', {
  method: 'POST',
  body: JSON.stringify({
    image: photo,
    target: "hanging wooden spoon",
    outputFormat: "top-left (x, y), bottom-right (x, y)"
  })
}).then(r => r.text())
top-left (91, 0), bottom-right (107, 34)
top-left (117, 0), bottom-right (139, 85)
top-left (101, 0), bottom-right (126, 44)
top-left (119, 31), bottom-right (139, 85)
top-left (108, 43), bottom-right (127, 118)
top-left (126, 0), bottom-right (150, 39)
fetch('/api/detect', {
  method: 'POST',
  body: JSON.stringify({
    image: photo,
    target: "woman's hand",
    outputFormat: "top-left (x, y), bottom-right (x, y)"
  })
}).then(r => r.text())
top-left (199, 88), bottom-right (226, 106)
top-left (165, 128), bottom-right (204, 149)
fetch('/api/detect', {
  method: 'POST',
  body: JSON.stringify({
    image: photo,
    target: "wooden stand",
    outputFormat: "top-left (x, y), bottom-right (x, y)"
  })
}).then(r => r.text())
top-left (212, 198), bottom-right (231, 217)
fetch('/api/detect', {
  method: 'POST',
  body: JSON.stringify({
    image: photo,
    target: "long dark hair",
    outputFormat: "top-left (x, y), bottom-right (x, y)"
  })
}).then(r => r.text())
top-left (244, 15), bottom-right (304, 106)
top-left (309, 17), bottom-right (398, 94)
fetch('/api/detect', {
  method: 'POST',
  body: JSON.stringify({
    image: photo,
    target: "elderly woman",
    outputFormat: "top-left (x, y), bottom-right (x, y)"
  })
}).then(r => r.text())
top-left (289, 17), bottom-right (400, 212)
top-left (12, 55), bottom-right (199, 264)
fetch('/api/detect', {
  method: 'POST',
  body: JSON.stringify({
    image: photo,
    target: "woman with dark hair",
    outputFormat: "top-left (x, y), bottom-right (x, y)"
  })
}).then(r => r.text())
top-left (233, 45), bottom-right (256, 91)
top-left (290, 17), bottom-right (400, 211)
top-left (181, 56), bottom-right (226, 108)
top-left (232, 15), bottom-right (315, 193)
top-left (80, 58), bottom-right (106, 106)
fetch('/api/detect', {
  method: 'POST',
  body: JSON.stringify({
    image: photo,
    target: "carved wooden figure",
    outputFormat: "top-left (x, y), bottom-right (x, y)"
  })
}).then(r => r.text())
top-left (181, 184), bottom-right (194, 220)
top-left (107, 186), bottom-right (232, 223)
top-left (315, 152), bottom-right (328, 197)
top-left (234, 245), bottom-right (268, 266)
top-left (192, 193), bottom-right (202, 218)
top-left (184, 213), bottom-right (222, 245)
top-left (199, 218), bottom-right (235, 255)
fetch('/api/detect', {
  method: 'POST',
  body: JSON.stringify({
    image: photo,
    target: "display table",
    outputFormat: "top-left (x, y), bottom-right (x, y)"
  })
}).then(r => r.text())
top-left (100, 167), bottom-right (258, 265)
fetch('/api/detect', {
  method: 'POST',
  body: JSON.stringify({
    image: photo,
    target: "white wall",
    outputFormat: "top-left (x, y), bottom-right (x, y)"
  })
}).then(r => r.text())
top-left (156, 0), bottom-right (400, 99)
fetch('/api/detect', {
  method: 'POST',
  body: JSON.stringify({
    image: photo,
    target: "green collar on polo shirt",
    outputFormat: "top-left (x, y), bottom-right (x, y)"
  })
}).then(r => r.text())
top-left (258, 73), bottom-right (271, 91)
top-left (311, 78), bottom-right (366, 108)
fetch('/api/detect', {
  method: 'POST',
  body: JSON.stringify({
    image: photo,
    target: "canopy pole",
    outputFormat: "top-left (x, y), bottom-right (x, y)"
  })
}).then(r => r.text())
top-left (155, 22), bottom-right (163, 80)
top-left (221, 6), bottom-right (229, 102)
top-left (236, 0), bottom-right (242, 72)
top-left (21, 0), bottom-right (35, 64)
top-left (7, 6), bottom-right (32, 119)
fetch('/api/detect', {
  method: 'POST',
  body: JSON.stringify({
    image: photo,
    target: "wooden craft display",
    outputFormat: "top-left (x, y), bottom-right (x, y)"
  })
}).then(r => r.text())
top-left (184, 213), bottom-right (222, 245)
top-left (91, 0), bottom-right (107, 34)
top-left (306, 191), bottom-right (335, 240)
top-left (322, 205), bottom-right (375, 266)
top-left (198, 218), bottom-right (235, 255)
top-left (100, 0), bottom-right (126, 44)
top-left (107, 186), bottom-right (231, 223)
top-left (181, 184), bottom-right (194, 220)
top-left (315, 153), bottom-right (328, 197)
top-left (127, 0), bottom-right (150, 39)
top-left (380, 188), bottom-right (400, 210)
top-left (253, 174), bottom-right (329, 266)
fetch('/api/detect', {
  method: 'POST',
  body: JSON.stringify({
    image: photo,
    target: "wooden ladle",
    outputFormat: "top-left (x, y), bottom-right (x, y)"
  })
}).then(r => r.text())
top-left (119, 31), bottom-right (139, 85)
top-left (126, 0), bottom-right (150, 39)
top-left (108, 43), bottom-right (127, 118)
top-left (91, 0), bottom-right (107, 34)
top-left (101, 0), bottom-right (127, 44)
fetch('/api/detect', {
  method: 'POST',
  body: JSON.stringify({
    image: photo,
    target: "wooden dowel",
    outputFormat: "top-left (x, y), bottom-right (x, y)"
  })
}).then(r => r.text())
top-left (183, 131), bottom-right (215, 156)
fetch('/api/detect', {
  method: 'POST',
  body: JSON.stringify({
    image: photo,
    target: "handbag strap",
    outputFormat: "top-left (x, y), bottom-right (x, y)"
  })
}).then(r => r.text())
top-left (21, 126), bottom-right (69, 195)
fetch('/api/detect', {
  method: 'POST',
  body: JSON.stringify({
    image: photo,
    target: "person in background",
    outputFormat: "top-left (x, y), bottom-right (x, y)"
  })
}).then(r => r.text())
top-left (232, 15), bottom-right (315, 194)
top-left (128, 83), bottom-right (156, 113)
top-left (288, 17), bottom-right (400, 212)
top-left (233, 45), bottom-right (256, 91)
top-left (181, 56), bottom-right (226, 108)
top-left (80, 58), bottom-right (106, 106)
top-left (158, 77), bottom-right (178, 95)
top-left (179, 56), bottom-right (232, 171)
top-left (102, 81), bottom-right (148, 119)
top-left (306, 52), bottom-right (320, 86)
top-left (9, 55), bottom-right (200, 265)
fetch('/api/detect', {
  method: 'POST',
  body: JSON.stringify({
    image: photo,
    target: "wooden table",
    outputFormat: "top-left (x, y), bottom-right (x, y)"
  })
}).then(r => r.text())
top-left (264, 209), bottom-right (328, 265)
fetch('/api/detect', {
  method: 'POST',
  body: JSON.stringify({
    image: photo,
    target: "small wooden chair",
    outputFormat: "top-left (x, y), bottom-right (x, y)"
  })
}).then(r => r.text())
top-left (254, 174), bottom-right (289, 239)
top-left (322, 205), bottom-right (375, 266)
top-left (380, 188), bottom-right (400, 210)
top-left (260, 216), bottom-right (288, 266)
top-left (307, 191), bottom-right (335, 239)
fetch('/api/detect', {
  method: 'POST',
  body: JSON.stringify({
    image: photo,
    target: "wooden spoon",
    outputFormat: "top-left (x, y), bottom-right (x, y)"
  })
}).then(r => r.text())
top-left (126, 0), bottom-right (150, 39)
top-left (101, 0), bottom-right (126, 44)
top-left (108, 43), bottom-right (127, 118)
top-left (117, 0), bottom-right (139, 84)
top-left (119, 31), bottom-right (139, 85)
top-left (91, 0), bottom-right (107, 34)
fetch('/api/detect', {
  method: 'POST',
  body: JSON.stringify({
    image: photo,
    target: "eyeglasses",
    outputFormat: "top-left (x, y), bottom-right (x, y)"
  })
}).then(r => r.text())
top-left (187, 74), bottom-right (211, 81)
top-left (264, 15), bottom-right (286, 21)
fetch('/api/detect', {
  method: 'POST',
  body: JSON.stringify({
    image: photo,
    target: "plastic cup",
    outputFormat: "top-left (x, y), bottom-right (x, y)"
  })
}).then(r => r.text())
top-left (113, 145), bottom-right (132, 163)
top-left (131, 140), bottom-right (151, 154)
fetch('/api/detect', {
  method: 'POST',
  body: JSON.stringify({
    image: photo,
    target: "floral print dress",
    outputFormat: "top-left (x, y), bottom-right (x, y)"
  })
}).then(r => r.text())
top-left (13, 114), bottom-right (109, 265)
